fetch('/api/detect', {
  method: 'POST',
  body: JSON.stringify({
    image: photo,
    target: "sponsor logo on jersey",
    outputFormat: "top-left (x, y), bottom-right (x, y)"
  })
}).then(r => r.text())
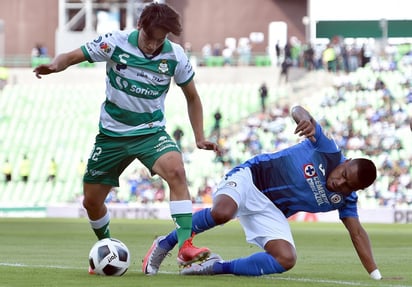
top-left (158, 60), bottom-right (169, 73)
top-left (318, 163), bottom-right (326, 176)
top-left (303, 163), bottom-right (330, 206)
top-left (116, 63), bottom-right (127, 71)
top-left (99, 42), bottom-right (111, 53)
top-left (93, 36), bottom-right (103, 43)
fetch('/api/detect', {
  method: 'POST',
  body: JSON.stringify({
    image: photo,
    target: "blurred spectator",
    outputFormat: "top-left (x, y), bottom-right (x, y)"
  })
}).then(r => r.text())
top-left (212, 43), bottom-right (221, 56)
top-left (303, 43), bottom-right (315, 71)
top-left (77, 159), bottom-right (86, 176)
top-left (322, 44), bottom-right (337, 72)
top-left (406, 87), bottom-right (412, 104)
top-left (347, 44), bottom-right (360, 72)
top-left (222, 45), bottom-right (233, 66)
top-left (19, 154), bottom-right (30, 183)
top-left (360, 44), bottom-right (371, 67)
top-left (128, 168), bottom-right (153, 203)
top-left (127, 169), bottom-right (140, 201)
top-left (258, 82), bottom-right (268, 113)
top-left (184, 42), bottom-right (192, 57)
top-left (105, 187), bottom-right (122, 203)
top-left (211, 109), bottom-right (222, 140)
top-left (201, 43), bottom-right (212, 65)
top-left (77, 159), bottom-right (86, 185)
top-left (0, 66), bottom-right (9, 91)
top-left (237, 38), bottom-right (251, 66)
top-left (275, 41), bottom-right (281, 66)
top-left (279, 57), bottom-right (292, 84)
top-left (31, 43), bottom-right (48, 57)
top-left (173, 127), bottom-right (184, 150)
top-left (2, 158), bottom-right (12, 183)
top-left (152, 176), bottom-right (166, 202)
top-left (47, 157), bottom-right (58, 183)
top-left (195, 177), bottom-right (214, 204)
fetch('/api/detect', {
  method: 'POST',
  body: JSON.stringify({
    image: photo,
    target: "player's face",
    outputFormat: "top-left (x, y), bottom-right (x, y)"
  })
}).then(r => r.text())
top-left (326, 160), bottom-right (361, 196)
top-left (138, 27), bottom-right (168, 55)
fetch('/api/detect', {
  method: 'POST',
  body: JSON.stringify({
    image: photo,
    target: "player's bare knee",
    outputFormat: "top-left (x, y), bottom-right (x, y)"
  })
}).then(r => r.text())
top-left (210, 208), bottom-right (233, 225)
top-left (275, 252), bottom-right (297, 271)
top-left (265, 240), bottom-right (297, 271)
top-left (82, 197), bottom-right (97, 211)
top-left (163, 165), bottom-right (186, 183)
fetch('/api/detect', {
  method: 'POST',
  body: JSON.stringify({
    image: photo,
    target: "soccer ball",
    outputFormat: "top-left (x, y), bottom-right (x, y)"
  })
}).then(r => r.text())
top-left (88, 238), bottom-right (130, 276)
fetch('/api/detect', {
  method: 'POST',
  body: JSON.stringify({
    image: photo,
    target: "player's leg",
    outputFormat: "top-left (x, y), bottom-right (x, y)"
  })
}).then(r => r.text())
top-left (135, 131), bottom-right (209, 270)
top-left (142, 166), bottom-right (243, 274)
top-left (151, 150), bottom-right (210, 265)
top-left (142, 207), bottom-right (216, 274)
top-left (83, 182), bottom-right (112, 239)
top-left (181, 167), bottom-right (296, 276)
top-left (181, 214), bottom-right (295, 276)
top-left (162, 193), bottom-right (238, 246)
top-left (82, 133), bottom-right (133, 240)
top-left (264, 238), bottom-right (296, 271)
top-left (145, 195), bottom-right (235, 257)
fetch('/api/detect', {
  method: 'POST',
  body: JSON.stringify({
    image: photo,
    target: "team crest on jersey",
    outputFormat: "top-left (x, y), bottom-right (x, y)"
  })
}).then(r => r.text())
top-left (330, 194), bottom-right (342, 204)
top-left (99, 42), bottom-right (111, 53)
top-left (303, 164), bottom-right (317, 178)
top-left (158, 60), bottom-right (169, 73)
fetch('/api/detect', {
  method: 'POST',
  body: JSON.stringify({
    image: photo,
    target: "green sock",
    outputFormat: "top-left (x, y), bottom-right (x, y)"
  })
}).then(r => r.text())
top-left (173, 213), bottom-right (192, 249)
top-left (93, 222), bottom-right (110, 240)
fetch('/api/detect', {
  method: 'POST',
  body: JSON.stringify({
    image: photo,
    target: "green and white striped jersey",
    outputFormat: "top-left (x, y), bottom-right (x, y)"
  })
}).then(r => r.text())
top-left (81, 29), bottom-right (194, 137)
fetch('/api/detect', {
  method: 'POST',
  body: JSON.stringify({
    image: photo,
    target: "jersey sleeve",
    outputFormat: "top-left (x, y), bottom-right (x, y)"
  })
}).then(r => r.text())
top-left (338, 192), bottom-right (359, 219)
top-left (172, 44), bottom-right (194, 86)
top-left (81, 32), bottom-right (118, 63)
top-left (312, 123), bottom-right (340, 153)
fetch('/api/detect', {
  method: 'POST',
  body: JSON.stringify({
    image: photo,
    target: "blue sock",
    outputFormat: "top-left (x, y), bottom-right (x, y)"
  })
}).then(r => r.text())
top-left (159, 208), bottom-right (217, 251)
top-left (214, 252), bottom-right (286, 276)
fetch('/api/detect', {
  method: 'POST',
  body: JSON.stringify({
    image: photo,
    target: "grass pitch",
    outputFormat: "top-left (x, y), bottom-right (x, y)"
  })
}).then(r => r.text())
top-left (0, 218), bottom-right (411, 287)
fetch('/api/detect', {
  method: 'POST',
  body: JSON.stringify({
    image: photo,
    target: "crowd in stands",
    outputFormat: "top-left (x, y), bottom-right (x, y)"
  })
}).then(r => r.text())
top-left (2, 37), bottom-right (412, 209)
top-left (108, 45), bottom-right (412, 209)
top-left (67, 43), bottom-right (412, 208)
top-left (206, 48), bottom-right (412, 209)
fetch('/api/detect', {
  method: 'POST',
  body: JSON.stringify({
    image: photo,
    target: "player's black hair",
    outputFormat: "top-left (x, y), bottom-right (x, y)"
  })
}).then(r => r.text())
top-left (138, 3), bottom-right (182, 37)
top-left (353, 158), bottom-right (377, 189)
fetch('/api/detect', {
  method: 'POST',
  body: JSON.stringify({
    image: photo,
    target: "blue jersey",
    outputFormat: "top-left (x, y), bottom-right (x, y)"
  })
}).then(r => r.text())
top-left (226, 123), bottom-right (358, 219)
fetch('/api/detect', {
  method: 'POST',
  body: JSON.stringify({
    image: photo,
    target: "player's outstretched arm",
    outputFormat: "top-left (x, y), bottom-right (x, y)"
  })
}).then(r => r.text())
top-left (181, 80), bottom-right (221, 155)
top-left (341, 217), bottom-right (382, 280)
top-left (33, 48), bottom-right (86, 79)
top-left (291, 105), bottom-right (316, 142)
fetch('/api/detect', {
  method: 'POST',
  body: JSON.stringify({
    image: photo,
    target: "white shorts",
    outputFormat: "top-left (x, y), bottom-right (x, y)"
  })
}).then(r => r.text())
top-left (214, 167), bottom-right (295, 249)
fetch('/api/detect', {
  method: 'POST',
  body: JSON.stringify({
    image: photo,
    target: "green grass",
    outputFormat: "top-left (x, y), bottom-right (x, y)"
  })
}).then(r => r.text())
top-left (0, 218), bottom-right (411, 287)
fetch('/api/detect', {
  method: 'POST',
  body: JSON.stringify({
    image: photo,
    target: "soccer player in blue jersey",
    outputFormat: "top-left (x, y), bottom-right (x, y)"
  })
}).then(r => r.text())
top-left (33, 3), bottom-right (219, 272)
top-left (142, 105), bottom-right (382, 280)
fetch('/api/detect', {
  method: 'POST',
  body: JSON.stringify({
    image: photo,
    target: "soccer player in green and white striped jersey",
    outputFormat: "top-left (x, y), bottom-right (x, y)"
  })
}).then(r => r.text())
top-left (34, 2), bottom-right (220, 272)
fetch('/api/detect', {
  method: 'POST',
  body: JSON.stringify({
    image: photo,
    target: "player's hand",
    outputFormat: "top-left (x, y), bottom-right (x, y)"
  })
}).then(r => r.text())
top-left (197, 140), bottom-right (222, 156)
top-left (294, 119), bottom-right (316, 142)
top-left (33, 64), bottom-right (58, 79)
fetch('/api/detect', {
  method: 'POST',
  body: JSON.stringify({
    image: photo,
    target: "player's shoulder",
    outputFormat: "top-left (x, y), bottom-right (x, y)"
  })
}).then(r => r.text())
top-left (99, 29), bottom-right (133, 43)
top-left (166, 39), bottom-right (185, 55)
